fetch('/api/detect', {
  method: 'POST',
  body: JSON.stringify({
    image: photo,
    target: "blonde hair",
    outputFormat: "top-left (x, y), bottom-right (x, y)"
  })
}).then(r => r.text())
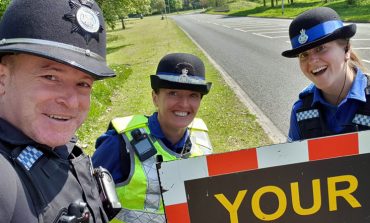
top-left (337, 39), bottom-right (367, 73)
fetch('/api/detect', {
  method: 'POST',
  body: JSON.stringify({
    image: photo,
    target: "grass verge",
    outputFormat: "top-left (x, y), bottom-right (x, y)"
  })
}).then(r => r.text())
top-left (207, 0), bottom-right (370, 22)
top-left (77, 15), bottom-right (272, 155)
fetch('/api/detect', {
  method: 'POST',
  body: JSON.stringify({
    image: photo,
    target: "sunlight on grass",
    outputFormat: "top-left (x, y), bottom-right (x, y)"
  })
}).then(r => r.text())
top-left (77, 15), bottom-right (271, 154)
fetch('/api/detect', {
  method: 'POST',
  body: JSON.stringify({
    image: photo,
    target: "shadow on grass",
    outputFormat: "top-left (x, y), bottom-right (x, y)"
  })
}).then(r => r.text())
top-left (107, 44), bottom-right (133, 55)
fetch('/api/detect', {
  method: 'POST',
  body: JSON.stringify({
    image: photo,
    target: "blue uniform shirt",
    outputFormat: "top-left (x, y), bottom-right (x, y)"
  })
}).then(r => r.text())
top-left (288, 69), bottom-right (368, 142)
top-left (92, 112), bottom-right (189, 182)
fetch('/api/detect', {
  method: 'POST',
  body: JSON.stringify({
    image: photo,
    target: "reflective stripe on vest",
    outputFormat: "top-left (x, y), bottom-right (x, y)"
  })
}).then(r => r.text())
top-left (110, 115), bottom-right (212, 223)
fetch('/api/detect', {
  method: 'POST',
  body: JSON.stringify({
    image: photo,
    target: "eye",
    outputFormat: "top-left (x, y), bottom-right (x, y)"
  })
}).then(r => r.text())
top-left (298, 52), bottom-right (308, 60)
top-left (78, 81), bottom-right (92, 89)
top-left (43, 74), bottom-right (57, 81)
top-left (190, 93), bottom-right (201, 99)
top-left (168, 91), bottom-right (178, 96)
top-left (315, 45), bottom-right (325, 53)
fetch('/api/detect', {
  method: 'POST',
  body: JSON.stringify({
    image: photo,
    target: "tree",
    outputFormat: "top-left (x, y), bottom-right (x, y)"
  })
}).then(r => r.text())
top-left (97, 0), bottom-right (150, 30)
top-left (200, 0), bottom-right (209, 8)
top-left (151, 0), bottom-right (166, 17)
top-left (0, 0), bottom-right (11, 19)
top-left (132, 0), bottom-right (151, 15)
top-left (174, 0), bottom-right (183, 12)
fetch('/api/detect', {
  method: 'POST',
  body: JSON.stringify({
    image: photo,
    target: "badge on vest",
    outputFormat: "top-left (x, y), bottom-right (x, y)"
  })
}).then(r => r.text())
top-left (17, 146), bottom-right (43, 171)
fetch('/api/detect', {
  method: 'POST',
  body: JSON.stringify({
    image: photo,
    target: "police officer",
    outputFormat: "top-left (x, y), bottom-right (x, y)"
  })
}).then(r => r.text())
top-left (282, 7), bottom-right (370, 142)
top-left (0, 0), bottom-right (117, 222)
top-left (92, 53), bottom-right (213, 223)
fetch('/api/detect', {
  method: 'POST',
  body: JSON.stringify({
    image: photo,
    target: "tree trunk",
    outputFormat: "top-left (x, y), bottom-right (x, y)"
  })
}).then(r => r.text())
top-left (271, 0), bottom-right (274, 7)
top-left (121, 18), bottom-right (125, 30)
top-left (263, 0), bottom-right (266, 6)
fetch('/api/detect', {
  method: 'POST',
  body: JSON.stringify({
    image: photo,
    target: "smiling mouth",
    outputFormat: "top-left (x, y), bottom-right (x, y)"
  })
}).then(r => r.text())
top-left (311, 66), bottom-right (327, 76)
top-left (45, 114), bottom-right (72, 121)
top-left (174, 111), bottom-right (189, 117)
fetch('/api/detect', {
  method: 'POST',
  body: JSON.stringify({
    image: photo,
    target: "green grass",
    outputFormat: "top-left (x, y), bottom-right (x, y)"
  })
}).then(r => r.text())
top-left (77, 16), bottom-right (271, 155)
top-left (208, 0), bottom-right (370, 22)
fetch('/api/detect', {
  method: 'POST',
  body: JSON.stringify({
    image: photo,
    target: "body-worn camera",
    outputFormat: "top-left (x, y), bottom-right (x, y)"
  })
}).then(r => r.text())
top-left (93, 167), bottom-right (122, 220)
top-left (57, 200), bottom-right (90, 223)
top-left (130, 128), bottom-right (157, 161)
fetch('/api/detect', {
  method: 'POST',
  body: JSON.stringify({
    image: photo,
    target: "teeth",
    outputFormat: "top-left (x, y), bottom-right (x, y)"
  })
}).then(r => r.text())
top-left (48, 114), bottom-right (70, 120)
top-left (175, 112), bottom-right (188, 117)
top-left (312, 66), bottom-right (327, 74)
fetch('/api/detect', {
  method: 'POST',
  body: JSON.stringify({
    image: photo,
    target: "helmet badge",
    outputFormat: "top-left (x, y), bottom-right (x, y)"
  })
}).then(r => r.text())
top-left (181, 68), bottom-right (188, 75)
top-left (178, 69), bottom-right (190, 83)
top-left (64, 0), bottom-right (103, 44)
top-left (176, 63), bottom-right (194, 83)
top-left (298, 29), bottom-right (308, 45)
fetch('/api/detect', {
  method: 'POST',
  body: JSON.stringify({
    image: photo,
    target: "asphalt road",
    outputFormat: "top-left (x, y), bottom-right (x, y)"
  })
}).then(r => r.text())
top-left (171, 13), bottom-right (370, 140)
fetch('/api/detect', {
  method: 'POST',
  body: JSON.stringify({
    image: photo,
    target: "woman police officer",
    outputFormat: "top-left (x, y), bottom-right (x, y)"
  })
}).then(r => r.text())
top-left (92, 53), bottom-right (213, 222)
top-left (282, 7), bottom-right (370, 142)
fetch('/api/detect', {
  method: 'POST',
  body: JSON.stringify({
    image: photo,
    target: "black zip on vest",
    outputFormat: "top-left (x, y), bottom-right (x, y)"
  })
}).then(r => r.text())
top-left (296, 75), bottom-right (370, 140)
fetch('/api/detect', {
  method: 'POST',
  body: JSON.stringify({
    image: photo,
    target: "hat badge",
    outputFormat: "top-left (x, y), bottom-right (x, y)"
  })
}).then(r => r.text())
top-left (298, 29), bottom-right (308, 45)
top-left (178, 68), bottom-right (190, 83)
top-left (64, 0), bottom-right (103, 44)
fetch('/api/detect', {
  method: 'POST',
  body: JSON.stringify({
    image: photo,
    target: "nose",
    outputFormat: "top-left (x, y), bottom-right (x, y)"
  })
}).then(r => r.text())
top-left (178, 95), bottom-right (190, 107)
top-left (55, 86), bottom-right (79, 109)
top-left (308, 51), bottom-right (319, 64)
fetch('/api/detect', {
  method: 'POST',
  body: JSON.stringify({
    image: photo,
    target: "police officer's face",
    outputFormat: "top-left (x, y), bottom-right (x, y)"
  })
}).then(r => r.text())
top-left (0, 54), bottom-right (94, 148)
top-left (298, 40), bottom-right (350, 94)
top-left (153, 88), bottom-right (201, 133)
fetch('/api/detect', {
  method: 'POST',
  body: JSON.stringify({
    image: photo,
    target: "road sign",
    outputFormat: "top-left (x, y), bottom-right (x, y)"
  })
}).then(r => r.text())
top-left (158, 131), bottom-right (370, 223)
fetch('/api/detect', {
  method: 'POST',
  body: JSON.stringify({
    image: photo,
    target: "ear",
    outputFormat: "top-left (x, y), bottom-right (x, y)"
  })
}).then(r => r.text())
top-left (0, 61), bottom-right (10, 96)
top-left (345, 51), bottom-right (350, 61)
top-left (344, 44), bottom-right (351, 61)
top-left (152, 90), bottom-right (158, 107)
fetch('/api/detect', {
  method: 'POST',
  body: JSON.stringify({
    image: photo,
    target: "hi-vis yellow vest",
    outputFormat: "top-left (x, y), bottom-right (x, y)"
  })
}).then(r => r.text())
top-left (110, 115), bottom-right (212, 223)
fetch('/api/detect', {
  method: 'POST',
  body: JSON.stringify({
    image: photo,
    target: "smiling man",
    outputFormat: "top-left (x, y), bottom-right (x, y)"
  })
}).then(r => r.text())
top-left (92, 53), bottom-right (213, 223)
top-left (0, 0), bottom-right (116, 222)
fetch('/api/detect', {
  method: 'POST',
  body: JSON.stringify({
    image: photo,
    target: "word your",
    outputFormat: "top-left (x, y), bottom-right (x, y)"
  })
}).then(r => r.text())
top-left (214, 175), bottom-right (361, 222)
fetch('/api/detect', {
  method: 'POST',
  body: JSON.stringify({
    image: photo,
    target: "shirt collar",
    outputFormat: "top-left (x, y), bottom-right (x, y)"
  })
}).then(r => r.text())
top-left (311, 68), bottom-right (367, 106)
top-left (0, 118), bottom-right (35, 146)
top-left (148, 112), bottom-right (189, 152)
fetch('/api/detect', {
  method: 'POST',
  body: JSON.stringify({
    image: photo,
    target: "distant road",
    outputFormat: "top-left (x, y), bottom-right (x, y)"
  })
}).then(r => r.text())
top-left (171, 13), bottom-right (370, 138)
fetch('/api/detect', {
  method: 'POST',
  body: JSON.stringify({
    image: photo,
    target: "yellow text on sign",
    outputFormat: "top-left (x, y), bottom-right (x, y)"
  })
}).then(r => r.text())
top-left (214, 175), bottom-right (361, 223)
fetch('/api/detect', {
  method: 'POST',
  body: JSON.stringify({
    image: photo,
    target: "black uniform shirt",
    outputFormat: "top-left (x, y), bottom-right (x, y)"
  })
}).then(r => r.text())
top-left (0, 118), bottom-right (40, 222)
top-left (0, 118), bottom-right (107, 223)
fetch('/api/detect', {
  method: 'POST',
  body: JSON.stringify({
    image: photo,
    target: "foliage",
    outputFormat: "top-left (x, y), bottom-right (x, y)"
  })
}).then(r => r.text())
top-left (0, 0), bottom-right (10, 19)
top-left (151, 0), bottom-right (166, 14)
top-left (174, 0), bottom-right (183, 11)
top-left (97, 0), bottom-right (150, 30)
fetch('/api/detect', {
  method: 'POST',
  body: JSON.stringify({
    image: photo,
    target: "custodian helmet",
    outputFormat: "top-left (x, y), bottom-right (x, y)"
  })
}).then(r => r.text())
top-left (0, 0), bottom-right (114, 79)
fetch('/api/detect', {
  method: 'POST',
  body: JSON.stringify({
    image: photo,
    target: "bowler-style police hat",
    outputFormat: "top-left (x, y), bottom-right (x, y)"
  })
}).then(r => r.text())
top-left (0, 0), bottom-right (114, 80)
top-left (151, 53), bottom-right (212, 95)
top-left (282, 7), bottom-right (356, 58)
